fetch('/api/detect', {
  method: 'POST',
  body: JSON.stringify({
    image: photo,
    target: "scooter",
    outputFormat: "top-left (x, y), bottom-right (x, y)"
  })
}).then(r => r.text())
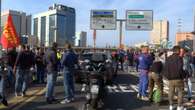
top-left (81, 61), bottom-right (106, 110)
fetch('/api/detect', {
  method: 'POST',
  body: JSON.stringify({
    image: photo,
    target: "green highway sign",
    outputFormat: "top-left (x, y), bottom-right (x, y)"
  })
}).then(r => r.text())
top-left (126, 10), bottom-right (153, 31)
top-left (128, 15), bottom-right (144, 18)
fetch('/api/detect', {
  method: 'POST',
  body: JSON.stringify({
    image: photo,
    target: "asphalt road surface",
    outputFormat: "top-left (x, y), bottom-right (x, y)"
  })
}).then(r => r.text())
top-left (0, 70), bottom-right (195, 110)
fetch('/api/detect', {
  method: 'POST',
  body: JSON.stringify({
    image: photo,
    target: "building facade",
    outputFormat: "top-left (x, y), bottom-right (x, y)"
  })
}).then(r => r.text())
top-left (75, 31), bottom-right (87, 47)
top-left (150, 20), bottom-right (169, 45)
top-left (175, 32), bottom-right (195, 51)
top-left (1, 10), bottom-right (31, 37)
top-left (80, 32), bottom-right (87, 47)
top-left (33, 4), bottom-right (76, 47)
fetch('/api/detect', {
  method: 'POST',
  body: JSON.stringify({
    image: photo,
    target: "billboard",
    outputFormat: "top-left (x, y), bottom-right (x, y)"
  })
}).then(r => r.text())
top-left (126, 10), bottom-right (153, 31)
top-left (90, 10), bottom-right (117, 30)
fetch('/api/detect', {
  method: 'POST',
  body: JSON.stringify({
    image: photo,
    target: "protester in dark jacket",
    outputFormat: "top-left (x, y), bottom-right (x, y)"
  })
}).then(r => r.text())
top-left (45, 42), bottom-right (58, 104)
top-left (111, 51), bottom-right (119, 77)
top-left (163, 46), bottom-right (185, 110)
top-left (60, 43), bottom-right (78, 104)
top-left (0, 51), bottom-right (8, 106)
top-left (7, 47), bottom-right (17, 87)
top-left (14, 45), bottom-right (34, 97)
top-left (35, 48), bottom-right (45, 84)
top-left (148, 52), bottom-right (164, 102)
top-left (127, 49), bottom-right (134, 72)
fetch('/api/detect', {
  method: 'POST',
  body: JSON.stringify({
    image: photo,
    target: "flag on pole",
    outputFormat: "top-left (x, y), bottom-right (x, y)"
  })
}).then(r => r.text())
top-left (0, 14), bottom-right (20, 49)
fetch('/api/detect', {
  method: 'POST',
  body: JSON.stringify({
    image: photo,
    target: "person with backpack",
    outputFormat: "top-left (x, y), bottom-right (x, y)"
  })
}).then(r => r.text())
top-left (60, 43), bottom-right (78, 104)
top-left (163, 46), bottom-right (185, 110)
top-left (137, 46), bottom-right (153, 101)
top-left (14, 45), bottom-right (34, 97)
top-left (148, 52), bottom-right (164, 103)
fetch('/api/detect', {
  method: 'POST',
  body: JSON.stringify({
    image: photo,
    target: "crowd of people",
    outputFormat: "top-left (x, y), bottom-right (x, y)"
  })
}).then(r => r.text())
top-left (0, 42), bottom-right (78, 105)
top-left (0, 43), bottom-right (195, 110)
top-left (111, 45), bottom-right (195, 110)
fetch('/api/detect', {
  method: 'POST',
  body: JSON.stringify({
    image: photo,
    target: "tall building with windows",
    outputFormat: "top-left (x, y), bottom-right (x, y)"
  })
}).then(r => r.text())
top-left (75, 31), bottom-right (87, 47)
top-left (150, 20), bottom-right (169, 45)
top-left (33, 4), bottom-right (76, 47)
top-left (1, 10), bottom-right (31, 37)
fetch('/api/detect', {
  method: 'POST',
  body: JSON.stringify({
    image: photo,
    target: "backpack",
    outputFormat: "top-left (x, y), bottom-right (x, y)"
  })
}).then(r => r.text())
top-left (152, 89), bottom-right (161, 103)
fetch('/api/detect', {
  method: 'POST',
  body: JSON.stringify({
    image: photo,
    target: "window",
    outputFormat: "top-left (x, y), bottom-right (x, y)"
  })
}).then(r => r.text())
top-left (49, 14), bottom-right (56, 46)
top-left (41, 16), bottom-right (46, 46)
top-left (57, 14), bottom-right (67, 45)
top-left (33, 18), bottom-right (38, 37)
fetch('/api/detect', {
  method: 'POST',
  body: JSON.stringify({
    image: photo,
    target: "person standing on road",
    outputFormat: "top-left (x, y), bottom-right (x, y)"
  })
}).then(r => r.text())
top-left (180, 48), bottom-right (193, 102)
top-left (148, 52), bottom-right (164, 103)
top-left (111, 51), bottom-right (119, 77)
top-left (0, 50), bottom-right (8, 106)
top-left (44, 43), bottom-right (58, 104)
top-left (191, 52), bottom-right (195, 79)
top-left (134, 51), bottom-right (140, 72)
top-left (35, 48), bottom-right (45, 84)
top-left (118, 49), bottom-right (125, 71)
top-left (126, 49), bottom-right (134, 72)
top-left (137, 46), bottom-right (153, 101)
top-left (7, 47), bottom-right (17, 87)
top-left (14, 45), bottom-right (34, 97)
top-left (60, 43), bottom-right (78, 104)
top-left (164, 46), bottom-right (186, 110)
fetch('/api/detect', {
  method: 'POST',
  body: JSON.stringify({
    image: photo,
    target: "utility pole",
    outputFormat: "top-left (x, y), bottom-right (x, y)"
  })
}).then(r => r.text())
top-left (117, 19), bottom-right (126, 49)
top-left (93, 29), bottom-right (96, 51)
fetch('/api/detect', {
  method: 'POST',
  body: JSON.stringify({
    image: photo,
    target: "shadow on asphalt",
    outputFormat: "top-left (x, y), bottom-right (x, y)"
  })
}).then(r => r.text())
top-left (102, 71), bottom-right (152, 110)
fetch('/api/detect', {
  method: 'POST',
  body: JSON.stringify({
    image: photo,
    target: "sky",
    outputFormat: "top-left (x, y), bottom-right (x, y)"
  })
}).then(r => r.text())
top-left (2, 0), bottom-right (195, 47)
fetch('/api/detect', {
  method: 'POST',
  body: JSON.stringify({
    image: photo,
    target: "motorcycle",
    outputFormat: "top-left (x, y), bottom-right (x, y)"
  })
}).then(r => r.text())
top-left (81, 59), bottom-right (107, 110)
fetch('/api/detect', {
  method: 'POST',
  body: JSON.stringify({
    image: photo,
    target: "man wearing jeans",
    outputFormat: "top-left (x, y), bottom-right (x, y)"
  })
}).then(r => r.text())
top-left (0, 52), bottom-right (8, 106)
top-left (44, 43), bottom-right (58, 104)
top-left (7, 47), bottom-right (17, 87)
top-left (14, 45), bottom-right (34, 97)
top-left (60, 43), bottom-right (78, 104)
top-left (180, 48), bottom-right (193, 102)
top-left (137, 46), bottom-right (153, 101)
top-left (164, 46), bottom-right (185, 110)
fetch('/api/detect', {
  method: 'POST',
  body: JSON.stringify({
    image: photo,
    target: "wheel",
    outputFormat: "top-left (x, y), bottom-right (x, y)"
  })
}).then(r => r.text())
top-left (80, 104), bottom-right (89, 110)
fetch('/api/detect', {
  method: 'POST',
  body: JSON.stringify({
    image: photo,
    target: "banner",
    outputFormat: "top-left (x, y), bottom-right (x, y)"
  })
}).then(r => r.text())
top-left (1, 14), bottom-right (20, 49)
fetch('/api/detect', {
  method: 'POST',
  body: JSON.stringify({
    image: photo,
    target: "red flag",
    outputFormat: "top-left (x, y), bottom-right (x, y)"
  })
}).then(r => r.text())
top-left (1, 14), bottom-right (20, 49)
